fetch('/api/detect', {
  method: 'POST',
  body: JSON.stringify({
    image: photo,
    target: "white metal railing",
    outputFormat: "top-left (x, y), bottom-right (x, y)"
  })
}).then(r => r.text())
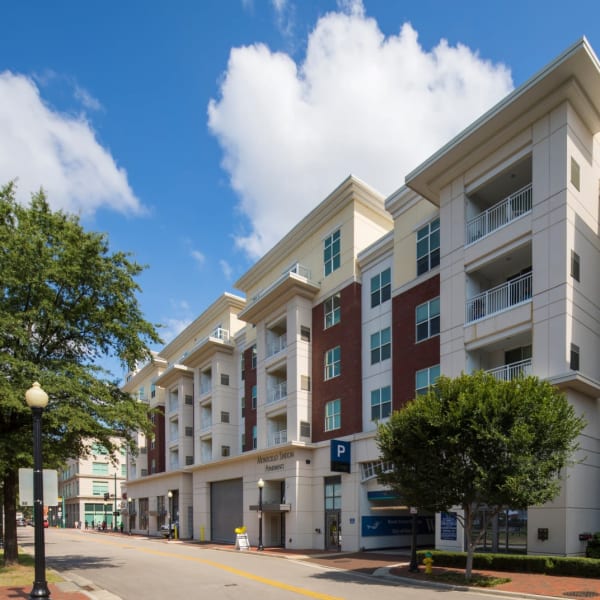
top-left (211, 327), bottom-right (229, 341)
top-left (487, 359), bottom-right (532, 381)
top-left (200, 380), bottom-right (212, 395)
top-left (270, 430), bottom-right (287, 446)
top-left (267, 334), bottom-right (287, 357)
top-left (267, 381), bottom-right (287, 404)
top-left (168, 396), bottom-right (178, 412)
top-left (251, 263), bottom-right (312, 303)
top-left (466, 183), bottom-right (532, 245)
top-left (200, 418), bottom-right (212, 431)
top-left (466, 271), bottom-right (532, 323)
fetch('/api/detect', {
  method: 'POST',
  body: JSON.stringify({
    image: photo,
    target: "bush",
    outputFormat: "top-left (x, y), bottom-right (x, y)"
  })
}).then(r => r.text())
top-left (417, 550), bottom-right (600, 578)
top-left (586, 532), bottom-right (600, 559)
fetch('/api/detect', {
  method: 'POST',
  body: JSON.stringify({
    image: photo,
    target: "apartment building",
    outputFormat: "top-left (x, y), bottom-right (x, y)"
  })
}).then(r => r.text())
top-left (57, 439), bottom-right (127, 529)
top-left (122, 38), bottom-right (600, 556)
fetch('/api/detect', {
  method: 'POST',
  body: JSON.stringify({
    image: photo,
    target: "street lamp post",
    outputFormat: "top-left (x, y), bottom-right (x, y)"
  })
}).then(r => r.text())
top-left (103, 502), bottom-right (108, 530)
top-left (25, 381), bottom-right (51, 600)
top-left (127, 498), bottom-right (132, 535)
top-left (257, 478), bottom-right (264, 551)
top-left (409, 507), bottom-right (420, 572)
top-left (167, 491), bottom-right (173, 541)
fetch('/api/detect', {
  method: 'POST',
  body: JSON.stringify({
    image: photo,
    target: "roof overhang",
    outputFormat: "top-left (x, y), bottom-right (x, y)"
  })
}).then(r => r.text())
top-left (181, 337), bottom-right (235, 368)
top-left (153, 364), bottom-right (193, 388)
top-left (406, 38), bottom-right (600, 205)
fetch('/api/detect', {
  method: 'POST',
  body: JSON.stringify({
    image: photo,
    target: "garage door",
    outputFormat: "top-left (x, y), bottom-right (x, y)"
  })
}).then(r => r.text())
top-left (211, 478), bottom-right (243, 543)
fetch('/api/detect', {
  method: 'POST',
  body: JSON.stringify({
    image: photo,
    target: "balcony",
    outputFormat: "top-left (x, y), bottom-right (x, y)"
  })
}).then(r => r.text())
top-left (466, 183), bottom-right (532, 246)
top-left (466, 271), bottom-right (532, 323)
top-left (200, 418), bottom-right (212, 431)
top-left (267, 381), bottom-right (287, 405)
top-left (267, 334), bottom-right (286, 358)
top-left (487, 359), bottom-right (532, 381)
top-left (270, 430), bottom-right (287, 446)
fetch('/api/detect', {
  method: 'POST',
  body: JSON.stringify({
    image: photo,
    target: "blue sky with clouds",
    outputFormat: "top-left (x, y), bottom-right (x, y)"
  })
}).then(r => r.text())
top-left (2, 0), bottom-right (600, 378)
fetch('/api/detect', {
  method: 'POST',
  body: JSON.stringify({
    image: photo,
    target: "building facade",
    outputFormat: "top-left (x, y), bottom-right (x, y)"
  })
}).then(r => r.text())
top-left (122, 38), bottom-right (600, 556)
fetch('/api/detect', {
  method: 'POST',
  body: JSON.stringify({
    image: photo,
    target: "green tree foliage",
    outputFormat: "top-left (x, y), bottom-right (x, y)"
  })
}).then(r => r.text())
top-left (0, 183), bottom-right (161, 564)
top-left (377, 371), bottom-right (585, 580)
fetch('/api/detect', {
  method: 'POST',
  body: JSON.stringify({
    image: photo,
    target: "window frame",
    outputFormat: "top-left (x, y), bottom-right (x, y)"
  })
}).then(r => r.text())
top-left (324, 293), bottom-right (341, 328)
top-left (324, 399), bottom-right (341, 431)
top-left (370, 327), bottom-right (391, 364)
top-left (370, 267), bottom-right (391, 308)
top-left (416, 218), bottom-right (440, 276)
top-left (415, 364), bottom-right (441, 395)
top-left (324, 229), bottom-right (341, 276)
top-left (370, 386), bottom-right (392, 421)
top-left (415, 297), bottom-right (440, 342)
top-left (324, 346), bottom-right (341, 380)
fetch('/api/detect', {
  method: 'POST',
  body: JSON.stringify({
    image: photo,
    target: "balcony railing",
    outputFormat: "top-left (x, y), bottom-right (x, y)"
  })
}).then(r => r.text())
top-left (466, 271), bottom-right (532, 323)
top-left (200, 381), bottom-right (212, 395)
top-left (267, 382), bottom-right (287, 404)
top-left (168, 397), bottom-right (178, 412)
top-left (270, 430), bottom-right (287, 446)
top-left (466, 183), bottom-right (532, 246)
top-left (487, 359), bottom-right (532, 381)
top-left (251, 263), bottom-right (312, 303)
top-left (200, 418), bottom-right (212, 431)
top-left (267, 334), bottom-right (287, 357)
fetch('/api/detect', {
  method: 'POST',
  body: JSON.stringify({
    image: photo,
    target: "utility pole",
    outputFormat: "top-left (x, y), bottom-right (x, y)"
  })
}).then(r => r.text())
top-left (113, 472), bottom-right (118, 531)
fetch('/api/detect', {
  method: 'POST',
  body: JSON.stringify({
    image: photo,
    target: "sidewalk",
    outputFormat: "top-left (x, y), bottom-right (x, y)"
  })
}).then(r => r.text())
top-left (4, 535), bottom-right (600, 600)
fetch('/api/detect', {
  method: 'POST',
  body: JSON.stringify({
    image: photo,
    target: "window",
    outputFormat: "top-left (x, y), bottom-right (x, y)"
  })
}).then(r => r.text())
top-left (92, 462), bottom-right (109, 475)
top-left (251, 345), bottom-right (257, 369)
top-left (92, 481), bottom-right (109, 496)
top-left (151, 383), bottom-right (156, 398)
top-left (251, 385), bottom-right (257, 409)
top-left (416, 297), bottom-right (440, 342)
top-left (300, 421), bottom-right (311, 437)
top-left (571, 157), bottom-right (580, 191)
top-left (220, 374), bottom-right (230, 386)
top-left (184, 394), bottom-right (193, 405)
top-left (324, 399), bottom-right (341, 431)
top-left (324, 476), bottom-right (341, 510)
top-left (150, 438), bottom-right (155, 450)
top-left (252, 425), bottom-right (257, 449)
top-left (241, 355), bottom-right (245, 380)
top-left (417, 218), bottom-right (440, 275)
top-left (570, 344), bottom-right (580, 371)
top-left (324, 346), bottom-right (341, 380)
top-left (371, 386), bottom-right (392, 421)
top-left (185, 426), bottom-right (193, 436)
top-left (221, 411), bottom-right (230, 423)
top-left (301, 325), bottom-right (311, 341)
top-left (370, 327), bottom-right (391, 364)
top-left (571, 250), bottom-right (580, 282)
top-left (185, 456), bottom-right (193, 465)
top-left (221, 446), bottom-right (230, 457)
top-left (241, 397), bottom-right (245, 418)
top-left (416, 364), bottom-right (440, 395)
top-left (324, 229), bottom-right (341, 276)
top-left (370, 268), bottom-right (391, 308)
top-left (324, 293), bottom-right (341, 328)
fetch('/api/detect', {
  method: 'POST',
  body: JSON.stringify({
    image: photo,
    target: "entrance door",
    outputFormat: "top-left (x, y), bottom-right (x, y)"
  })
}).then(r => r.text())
top-left (325, 511), bottom-right (341, 551)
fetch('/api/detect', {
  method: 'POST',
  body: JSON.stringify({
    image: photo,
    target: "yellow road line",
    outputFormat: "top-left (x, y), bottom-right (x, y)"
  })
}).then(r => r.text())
top-left (62, 534), bottom-right (343, 600)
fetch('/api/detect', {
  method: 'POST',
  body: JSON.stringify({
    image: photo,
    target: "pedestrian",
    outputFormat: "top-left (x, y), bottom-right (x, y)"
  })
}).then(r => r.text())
top-left (102, 520), bottom-right (106, 531)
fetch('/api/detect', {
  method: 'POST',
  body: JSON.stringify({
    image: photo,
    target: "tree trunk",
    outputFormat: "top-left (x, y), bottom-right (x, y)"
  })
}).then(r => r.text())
top-left (3, 469), bottom-right (19, 565)
top-left (464, 504), bottom-right (474, 581)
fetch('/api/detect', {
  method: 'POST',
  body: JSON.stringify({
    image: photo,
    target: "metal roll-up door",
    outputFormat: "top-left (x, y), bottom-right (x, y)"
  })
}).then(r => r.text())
top-left (210, 478), bottom-right (243, 543)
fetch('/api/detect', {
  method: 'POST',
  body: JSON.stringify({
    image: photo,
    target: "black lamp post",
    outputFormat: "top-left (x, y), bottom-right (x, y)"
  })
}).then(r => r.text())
top-left (257, 478), bottom-right (264, 551)
top-left (127, 498), bottom-right (132, 535)
top-left (103, 502), bottom-right (107, 530)
top-left (409, 507), bottom-right (420, 572)
top-left (25, 381), bottom-right (51, 600)
top-left (167, 491), bottom-right (173, 541)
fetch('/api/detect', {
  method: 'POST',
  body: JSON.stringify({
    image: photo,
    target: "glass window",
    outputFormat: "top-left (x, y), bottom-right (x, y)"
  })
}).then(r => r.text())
top-left (325, 399), bottom-right (341, 431)
top-left (371, 386), bottom-right (392, 421)
top-left (370, 268), bottom-right (391, 308)
top-left (370, 327), bottom-right (391, 364)
top-left (251, 345), bottom-right (257, 369)
top-left (324, 229), bottom-right (341, 276)
top-left (92, 462), bottom-right (109, 475)
top-left (324, 293), bottom-right (341, 328)
top-left (324, 346), bottom-right (341, 380)
top-left (416, 297), bottom-right (440, 342)
top-left (416, 218), bottom-right (440, 276)
top-left (324, 476), bottom-right (342, 510)
top-left (415, 364), bottom-right (441, 395)
top-left (251, 385), bottom-right (257, 409)
top-left (92, 481), bottom-right (109, 496)
top-left (252, 425), bottom-right (257, 449)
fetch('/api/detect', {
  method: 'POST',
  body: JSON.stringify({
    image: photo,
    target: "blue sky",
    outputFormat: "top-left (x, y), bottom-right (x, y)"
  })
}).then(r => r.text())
top-left (2, 0), bottom-right (600, 378)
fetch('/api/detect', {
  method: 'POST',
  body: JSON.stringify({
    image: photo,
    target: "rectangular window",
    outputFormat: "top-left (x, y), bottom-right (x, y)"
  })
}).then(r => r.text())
top-left (324, 293), bottom-right (341, 328)
top-left (416, 297), bottom-right (440, 342)
top-left (325, 399), bottom-right (341, 431)
top-left (151, 383), bottom-right (156, 398)
top-left (251, 345), bottom-right (257, 369)
top-left (92, 462), bottom-right (109, 475)
top-left (324, 346), bottom-right (341, 380)
top-left (251, 385), bottom-right (257, 409)
top-left (571, 157), bottom-right (580, 191)
top-left (570, 344), bottom-right (580, 371)
top-left (371, 386), bottom-right (392, 421)
top-left (417, 218), bottom-right (440, 275)
top-left (185, 456), bottom-right (193, 465)
top-left (220, 374), bottom-right (230, 386)
top-left (571, 250), bottom-right (580, 282)
top-left (324, 229), bottom-right (341, 276)
top-left (324, 476), bottom-right (342, 510)
top-left (252, 425), bottom-right (257, 449)
top-left (92, 481), bottom-right (109, 496)
top-left (370, 327), bottom-right (391, 364)
top-left (301, 325), bottom-right (311, 341)
top-left (241, 397), bottom-right (245, 418)
top-left (416, 364), bottom-right (441, 395)
top-left (185, 426), bottom-right (193, 436)
top-left (184, 394), bottom-right (193, 405)
top-left (221, 446), bottom-right (230, 457)
top-left (221, 411), bottom-right (230, 423)
top-left (300, 421), bottom-right (311, 437)
top-left (370, 268), bottom-right (391, 308)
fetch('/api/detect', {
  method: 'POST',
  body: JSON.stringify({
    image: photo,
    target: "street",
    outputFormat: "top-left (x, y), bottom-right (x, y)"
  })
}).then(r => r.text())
top-left (18, 528), bottom-right (501, 600)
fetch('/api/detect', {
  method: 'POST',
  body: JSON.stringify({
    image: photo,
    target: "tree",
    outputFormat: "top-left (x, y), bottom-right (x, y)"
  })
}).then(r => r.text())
top-left (376, 371), bottom-right (585, 580)
top-left (0, 183), bottom-right (161, 564)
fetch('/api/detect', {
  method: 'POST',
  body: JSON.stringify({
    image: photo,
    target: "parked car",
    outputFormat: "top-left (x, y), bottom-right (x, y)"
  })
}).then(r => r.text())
top-left (160, 522), bottom-right (178, 537)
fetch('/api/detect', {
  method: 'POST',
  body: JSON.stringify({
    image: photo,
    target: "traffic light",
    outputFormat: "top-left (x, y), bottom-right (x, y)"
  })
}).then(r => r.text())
top-left (104, 492), bottom-right (110, 501)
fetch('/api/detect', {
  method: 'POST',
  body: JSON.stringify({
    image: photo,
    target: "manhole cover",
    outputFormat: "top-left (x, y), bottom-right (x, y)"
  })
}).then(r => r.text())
top-left (563, 592), bottom-right (599, 598)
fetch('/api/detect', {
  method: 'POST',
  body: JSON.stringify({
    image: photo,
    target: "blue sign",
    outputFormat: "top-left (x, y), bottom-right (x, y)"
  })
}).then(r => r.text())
top-left (441, 512), bottom-right (457, 540)
top-left (330, 439), bottom-right (351, 473)
top-left (361, 515), bottom-right (432, 537)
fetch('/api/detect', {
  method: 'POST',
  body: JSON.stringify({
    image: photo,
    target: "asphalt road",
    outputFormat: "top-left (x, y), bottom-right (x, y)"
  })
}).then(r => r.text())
top-left (17, 527), bottom-right (512, 600)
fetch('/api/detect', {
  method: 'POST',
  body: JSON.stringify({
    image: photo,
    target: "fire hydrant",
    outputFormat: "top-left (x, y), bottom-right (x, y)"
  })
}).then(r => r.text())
top-left (423, 552), bottom-right (434, 574)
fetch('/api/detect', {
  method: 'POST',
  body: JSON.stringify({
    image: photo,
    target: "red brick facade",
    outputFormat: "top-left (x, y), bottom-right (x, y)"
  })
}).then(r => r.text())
top-left (242, 346), bottom-right (257, 453)
top-left (311, 282), bottom-right (363, 442)
top-left (392, 274), bottom-right (440, 409)
top-left (148, 408), bottom-right (166, 474)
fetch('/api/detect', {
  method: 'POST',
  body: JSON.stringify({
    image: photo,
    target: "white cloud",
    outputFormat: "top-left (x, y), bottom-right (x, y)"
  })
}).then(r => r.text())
top-left (219, 259), bottom-right (233, 280)
top-left (74, 85), bottom-right (103, 112)
top-left (208, 5), bottom-right (513, 259)
top-left (0, 71), bottom-right (143, 216)
top-left (191, 249), bottom-right (206, 267)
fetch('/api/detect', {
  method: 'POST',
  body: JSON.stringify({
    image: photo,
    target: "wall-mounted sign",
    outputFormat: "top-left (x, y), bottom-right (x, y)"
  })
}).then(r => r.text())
top-left (330, 440), bottom-right (350, 473)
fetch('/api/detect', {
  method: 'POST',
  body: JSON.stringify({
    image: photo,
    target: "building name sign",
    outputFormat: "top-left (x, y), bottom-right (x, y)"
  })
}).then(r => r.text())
top-left (257, 451), bottom-right (295, 472)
